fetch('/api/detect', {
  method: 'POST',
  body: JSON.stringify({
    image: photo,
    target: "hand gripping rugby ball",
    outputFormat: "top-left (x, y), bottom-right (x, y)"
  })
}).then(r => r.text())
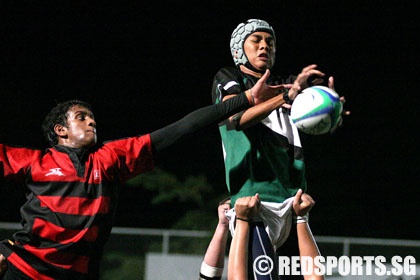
top-left (290, 86), bottom-right (343, 135)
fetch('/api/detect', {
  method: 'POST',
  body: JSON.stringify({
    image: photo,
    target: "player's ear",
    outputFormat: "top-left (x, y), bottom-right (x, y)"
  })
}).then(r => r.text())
top-left (54, 124), bottom-right (67, 137)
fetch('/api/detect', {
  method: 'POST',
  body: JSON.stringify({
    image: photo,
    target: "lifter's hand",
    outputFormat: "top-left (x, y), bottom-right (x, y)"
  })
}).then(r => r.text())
top-left (234, 194), bottom-right (261, 220)
top-left (292, 189), bottom-right (315, 217)
top-left (0, 253), bottom-right (7, 277)
top-left (217, 198), bottom-right (231, 227)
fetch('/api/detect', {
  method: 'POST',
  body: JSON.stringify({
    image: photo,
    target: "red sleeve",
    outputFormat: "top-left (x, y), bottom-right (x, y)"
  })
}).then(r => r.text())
top-left (0, 144), bottom-right (42, 181)
top-left (99, 134), bottom-right (155, 181)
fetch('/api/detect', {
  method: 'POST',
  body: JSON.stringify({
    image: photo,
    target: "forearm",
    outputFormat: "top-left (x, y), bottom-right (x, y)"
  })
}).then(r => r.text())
top-left (238, 92), bottom-right (288, 129)
top-left (150, 92), bottom-right (250, 152)
top-left (228, 221), bottom-right (249, 280)
top-left (224, 91), bottom-right (289, 130)
top-left (297, 222), bottom-right (320, 258)
top-left (203, 223), bottom-right (229, 268)
top-left (297, 223), bottom-right (324, 280)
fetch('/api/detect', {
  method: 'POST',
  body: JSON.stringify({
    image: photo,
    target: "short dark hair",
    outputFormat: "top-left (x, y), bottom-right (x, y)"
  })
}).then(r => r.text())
top-left (42, 100), bottom-right (93, 146)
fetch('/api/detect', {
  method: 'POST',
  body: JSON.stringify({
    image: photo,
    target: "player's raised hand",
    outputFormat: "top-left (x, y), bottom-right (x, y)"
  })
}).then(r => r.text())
top-left (327, 76), bottom-right (351, 134)
top-left (249, 69), bottom-right (286, 105)
top-left (285, 64), bottom-right (325, 102)
top-left (295, 64), bottom-right (325, 90)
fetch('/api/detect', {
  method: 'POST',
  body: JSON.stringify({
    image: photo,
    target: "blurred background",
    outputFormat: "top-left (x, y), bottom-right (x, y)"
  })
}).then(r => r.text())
top-left (0, 1), bottom-right (418, 278)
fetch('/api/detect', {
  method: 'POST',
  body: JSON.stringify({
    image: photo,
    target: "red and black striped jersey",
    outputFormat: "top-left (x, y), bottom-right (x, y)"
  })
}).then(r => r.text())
top-left (0, 134), bottom-right (154, 279)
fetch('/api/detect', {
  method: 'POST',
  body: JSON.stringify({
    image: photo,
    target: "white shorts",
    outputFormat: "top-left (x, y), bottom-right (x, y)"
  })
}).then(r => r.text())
top-left (225, 196), bottom-right (294, 250)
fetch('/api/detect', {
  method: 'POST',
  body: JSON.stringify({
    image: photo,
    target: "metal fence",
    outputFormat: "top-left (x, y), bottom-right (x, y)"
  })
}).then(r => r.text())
top-left (1, 222), bottom-right (419, 256)
top-left (108, 226), bottom-right (420, 256)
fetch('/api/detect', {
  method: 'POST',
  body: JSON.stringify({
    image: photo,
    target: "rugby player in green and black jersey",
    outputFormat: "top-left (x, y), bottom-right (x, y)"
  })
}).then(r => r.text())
top-left (210, 19), bottom-right (348, 279)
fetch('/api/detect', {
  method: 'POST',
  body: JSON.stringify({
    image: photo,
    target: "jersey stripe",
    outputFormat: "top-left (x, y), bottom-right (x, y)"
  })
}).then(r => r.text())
top-left (32, 218), bottom-right (99, 243)
top-left (22, 245), bottom-right (89, 274)
top-left (8, 252), bottom-right (55, 280)
top-left (38, 195), bottom-right (110, 215)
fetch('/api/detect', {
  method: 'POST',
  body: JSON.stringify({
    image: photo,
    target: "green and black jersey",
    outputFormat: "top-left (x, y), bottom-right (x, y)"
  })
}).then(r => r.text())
top-left (211, 67), bottom-right (307, 206)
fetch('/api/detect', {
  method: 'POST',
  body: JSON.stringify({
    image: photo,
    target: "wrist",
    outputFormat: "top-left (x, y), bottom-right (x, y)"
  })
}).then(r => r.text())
top-left (293, 214), bottom-right (309, 224)
top-left (200, 262), bottom-right (224, 279)
top-left (236, 216), bottom-right (252, 222)
top-left (245, 90), bottom-right (255, 105)
top-left (284, 87), bottom-right (302, 104)
top-left (282, 89), bottom-right (292, 105)
top-left (217, 222), bottom-right (229, 229)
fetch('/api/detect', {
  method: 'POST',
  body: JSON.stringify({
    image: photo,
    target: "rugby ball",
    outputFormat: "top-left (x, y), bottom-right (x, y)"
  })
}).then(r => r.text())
top-left (290, 86), bottom-right (343, 135)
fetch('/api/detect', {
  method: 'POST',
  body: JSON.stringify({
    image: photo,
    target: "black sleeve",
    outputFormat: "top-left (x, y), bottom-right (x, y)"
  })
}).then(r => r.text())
top-left (150, 92), bottom-right (250, 152)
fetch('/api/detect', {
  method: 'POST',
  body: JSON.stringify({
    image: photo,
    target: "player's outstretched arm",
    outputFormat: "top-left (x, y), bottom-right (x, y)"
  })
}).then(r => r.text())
top-left (227, 69), bottom-right (294, 130)
top-left (150, 78), bottom-right (284, 153)
top-left (149, 91), bottom-right (252, 152)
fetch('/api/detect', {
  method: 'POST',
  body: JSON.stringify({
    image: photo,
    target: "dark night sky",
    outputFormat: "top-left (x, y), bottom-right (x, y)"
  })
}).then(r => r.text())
top-left (0, 1), bottom-right (418, 240)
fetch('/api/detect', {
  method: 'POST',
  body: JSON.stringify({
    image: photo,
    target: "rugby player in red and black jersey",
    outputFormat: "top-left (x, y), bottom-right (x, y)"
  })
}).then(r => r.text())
top-left (0, 71), bottom-right (290, 280)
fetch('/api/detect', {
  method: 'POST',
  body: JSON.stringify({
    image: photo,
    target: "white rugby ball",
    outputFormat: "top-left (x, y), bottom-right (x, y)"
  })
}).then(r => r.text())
top-left (290, 86), bottom-right (343, 135)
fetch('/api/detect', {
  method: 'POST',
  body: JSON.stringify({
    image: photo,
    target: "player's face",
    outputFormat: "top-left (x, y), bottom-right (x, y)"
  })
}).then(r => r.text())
top-left (63, 105), bottom-right (97, 148)
top-left (243, 31), bottom-right (276, 71)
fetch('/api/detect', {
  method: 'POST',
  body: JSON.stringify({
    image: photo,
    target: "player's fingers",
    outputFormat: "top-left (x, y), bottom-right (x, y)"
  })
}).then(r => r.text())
top-left (302, 194), bottom-right (315, 206)
top-left (308, 69), bottom-right (325, 77)
top-left (301, 194), bottom-right (315, 211)
top-left (239, 196), bottom-right (253, 207)
top-left (253, 193), bottom-right (260, 203)
top-left (328, 76), bottom-right (335, 90)
top-left (302, 64), bottom-right (318, 72)
top-left (271, 85), bottom-right (288, 93)
top-left (258, 69), bottom-right (271, 84)
top-left (250, 195), bottom-right (258, 207)
top-left (293, 188), bottom-right (303, 206)
top-left (221, 204), bottom-right (230, 212)
top-left (300, 63), bottom-right (324, 79)
top-left (339, 96), bottom-right (351, 116)
top-left (253, 194), bottom-right (261, 210)
top-left (302, 192), bottom-right (314, 201)
top-left (281, 84), bottom-right (293, 89)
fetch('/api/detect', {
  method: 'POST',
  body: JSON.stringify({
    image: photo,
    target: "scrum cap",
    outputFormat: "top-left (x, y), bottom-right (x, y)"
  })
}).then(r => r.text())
top-left (230, 19), bottom-right (276, 66)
